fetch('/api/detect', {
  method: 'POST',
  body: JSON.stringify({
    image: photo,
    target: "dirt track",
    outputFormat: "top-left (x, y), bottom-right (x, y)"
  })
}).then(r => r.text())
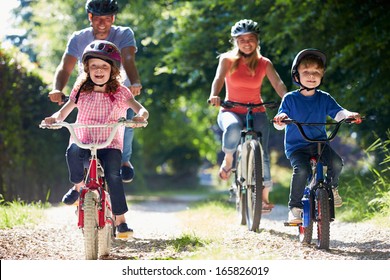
top-left (0, 194), bottom-right (389, 260)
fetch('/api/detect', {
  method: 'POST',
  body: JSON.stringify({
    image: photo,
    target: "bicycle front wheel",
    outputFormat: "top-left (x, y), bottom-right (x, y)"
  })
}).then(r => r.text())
top-left (244, 140), bottom-right (263, 232)
top-left (234, 145), bottom-right (246, 225)
top-left (83, 191), bottom-right (99, 260)
top-left (316, 188), bottom-right (330, 249)
top-left (98, 191), bottom-right (113, 257)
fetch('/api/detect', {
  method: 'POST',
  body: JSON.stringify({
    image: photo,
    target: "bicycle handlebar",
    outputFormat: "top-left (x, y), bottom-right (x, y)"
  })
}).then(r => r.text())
top-left (220, 100), bottom-right (280, 110)
top-left (276, 118), bottom-right (359, 143)
top-left (39, 118), bottom-right (147, 150)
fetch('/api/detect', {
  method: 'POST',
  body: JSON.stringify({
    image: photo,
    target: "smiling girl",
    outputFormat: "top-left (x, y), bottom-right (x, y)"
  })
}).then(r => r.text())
top-left (42, 40), bottom-right (148, 237)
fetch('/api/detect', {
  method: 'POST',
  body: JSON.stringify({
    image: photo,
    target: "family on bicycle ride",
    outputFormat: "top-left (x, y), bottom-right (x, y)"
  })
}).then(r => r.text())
top-left (208, 19), bottom-right (362, 224)
top-left (42, 1), bottom-right (362, 242)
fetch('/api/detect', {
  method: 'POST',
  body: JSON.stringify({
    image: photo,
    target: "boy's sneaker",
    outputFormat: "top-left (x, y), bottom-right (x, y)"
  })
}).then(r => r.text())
top-left (332, 188), bottom-right (343, 207)
top-left (288, 207), bottom-right (303, 223)
top-left (116, 223), bottom-right (134, 239)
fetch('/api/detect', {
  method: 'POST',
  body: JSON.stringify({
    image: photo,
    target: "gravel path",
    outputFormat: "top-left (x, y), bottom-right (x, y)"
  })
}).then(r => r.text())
top-left (1, 194), bottom-right (389, 260)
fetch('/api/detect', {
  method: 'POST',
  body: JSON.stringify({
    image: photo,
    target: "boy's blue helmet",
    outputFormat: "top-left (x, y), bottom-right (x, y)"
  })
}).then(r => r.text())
top-left (86, 0), bottom-right (118, 16)
top-left (291, 49), bottom-right (326, 87)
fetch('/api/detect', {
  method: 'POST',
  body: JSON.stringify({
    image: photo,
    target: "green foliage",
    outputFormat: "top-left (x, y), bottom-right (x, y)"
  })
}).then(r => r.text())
top-left (0, 194), bottom-right (46, 229)
top-left (0, 43), bottom-right (69, 203)
top-left (340, 131), bottom-right (390, 222)
top-left (4, 0), bottom-right (390, 201)
top-left (168, 233), bottom-right (209, 253)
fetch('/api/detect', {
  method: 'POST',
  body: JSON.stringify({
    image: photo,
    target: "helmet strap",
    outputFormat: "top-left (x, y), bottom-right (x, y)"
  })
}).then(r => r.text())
top-left (238, 50), bottom-right (255, 58)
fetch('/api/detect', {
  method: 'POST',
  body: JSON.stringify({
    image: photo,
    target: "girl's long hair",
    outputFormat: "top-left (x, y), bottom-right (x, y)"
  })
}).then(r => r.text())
top-left (228, 36), bottom-right (261, 76)
top-left (74, 61), bottom-right (122, 94)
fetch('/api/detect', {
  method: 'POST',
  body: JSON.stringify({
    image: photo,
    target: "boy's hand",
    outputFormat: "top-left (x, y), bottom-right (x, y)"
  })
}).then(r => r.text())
top-left (347, 113), bottom-right (362, 124)
top-left (273, 113), bottom-right (288, 130)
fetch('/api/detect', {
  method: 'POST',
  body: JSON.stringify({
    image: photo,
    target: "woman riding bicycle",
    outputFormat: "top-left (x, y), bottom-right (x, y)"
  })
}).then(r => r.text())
top-left (273, 49), bottom-right (361, 223)
top-left (41, 40), bottom-right (149, 236)
top-left (208, 19), bottom-right (287, 209)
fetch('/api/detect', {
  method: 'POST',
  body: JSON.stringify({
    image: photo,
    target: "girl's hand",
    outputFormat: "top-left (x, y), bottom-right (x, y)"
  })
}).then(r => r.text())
top-left (131, 115), bottom-right (148, 127)
top-left (42, 117), bottom-right (57, 125)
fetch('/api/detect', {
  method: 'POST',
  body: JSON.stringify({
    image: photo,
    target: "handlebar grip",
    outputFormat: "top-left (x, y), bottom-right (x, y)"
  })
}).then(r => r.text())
top-left (62, 95), bottom-right (69, 102)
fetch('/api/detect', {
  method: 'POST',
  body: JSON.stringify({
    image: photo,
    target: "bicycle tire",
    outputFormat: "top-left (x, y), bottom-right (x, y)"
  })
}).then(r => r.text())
top-left (245, 140), bottom-right (263, 232)
top-left (83, 191), bottom-right (98, 260)
top-left (234, 146), bottom-right (246, 225)
top-left (98, 191), bottom-right (113, 257)
top-left (316, 188), bottom-right (330, 249)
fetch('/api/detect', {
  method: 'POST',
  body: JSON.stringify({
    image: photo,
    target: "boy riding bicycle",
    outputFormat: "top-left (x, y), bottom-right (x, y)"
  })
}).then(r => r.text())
top-left (41, 40), bottom-right (149, 237)
top-left (273, 49), bottom-right (361, 223)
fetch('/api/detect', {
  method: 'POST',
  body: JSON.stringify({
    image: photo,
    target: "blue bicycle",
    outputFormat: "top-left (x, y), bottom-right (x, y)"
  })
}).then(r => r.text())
top-left (282, 118), bottom-right (360, 249)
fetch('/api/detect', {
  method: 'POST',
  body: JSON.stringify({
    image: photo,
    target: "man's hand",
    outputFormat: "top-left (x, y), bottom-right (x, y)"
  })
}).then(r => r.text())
top-left (130, 84), bottom-right (142, 96)
top-left (48, 90), bottom-right (65, 105)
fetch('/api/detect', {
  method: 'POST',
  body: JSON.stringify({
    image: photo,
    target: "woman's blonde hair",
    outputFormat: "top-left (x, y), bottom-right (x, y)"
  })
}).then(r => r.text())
top-left (228, 36), bottom-right (261, 76)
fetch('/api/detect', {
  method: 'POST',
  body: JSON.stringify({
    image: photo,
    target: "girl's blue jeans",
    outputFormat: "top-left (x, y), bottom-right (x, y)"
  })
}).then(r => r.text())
top-left (66, 144), bottom-right (128, 215)
top-left (288, 143), bottom-right (343, 209)
top-left (217, 110), bottom-right (272, 186)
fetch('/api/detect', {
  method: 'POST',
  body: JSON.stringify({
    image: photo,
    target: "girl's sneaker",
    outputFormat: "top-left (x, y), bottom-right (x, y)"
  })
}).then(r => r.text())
top-left (116, 223), bottom-right (134, 239)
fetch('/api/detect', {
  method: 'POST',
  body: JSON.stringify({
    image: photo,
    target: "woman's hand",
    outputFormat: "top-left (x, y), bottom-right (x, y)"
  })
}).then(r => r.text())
top-left (208, 96), bottom-right (221, 106)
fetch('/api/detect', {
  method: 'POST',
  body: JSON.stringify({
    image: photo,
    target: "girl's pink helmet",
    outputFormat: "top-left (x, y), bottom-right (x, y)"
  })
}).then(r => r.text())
top-left (82, 40), bottom-right (121, 68)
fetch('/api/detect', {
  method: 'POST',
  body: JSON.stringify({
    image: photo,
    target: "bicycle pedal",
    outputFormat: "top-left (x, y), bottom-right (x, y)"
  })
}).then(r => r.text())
top-left (284, 221), bottom-right (302, 227)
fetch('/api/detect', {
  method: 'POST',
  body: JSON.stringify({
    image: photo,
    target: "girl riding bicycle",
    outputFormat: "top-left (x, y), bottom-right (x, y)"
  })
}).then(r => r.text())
top-left (273, 48), bottom-right (361, 223)
top-left (208, 19), bottom-right (287, 209)
top-left (41, 40), bottom-right (149, 236)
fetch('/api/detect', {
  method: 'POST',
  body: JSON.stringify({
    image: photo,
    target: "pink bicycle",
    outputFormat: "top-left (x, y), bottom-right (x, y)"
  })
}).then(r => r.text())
top-left (40, 118), bottom-right (147, 259)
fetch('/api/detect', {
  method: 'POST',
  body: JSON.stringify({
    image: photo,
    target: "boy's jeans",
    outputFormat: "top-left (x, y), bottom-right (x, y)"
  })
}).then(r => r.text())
top-left (288, 143), bottom-right (343, 209)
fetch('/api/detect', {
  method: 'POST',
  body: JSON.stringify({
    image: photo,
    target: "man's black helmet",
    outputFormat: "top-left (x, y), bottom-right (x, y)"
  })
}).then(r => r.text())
top-left (86, 0), bottom-right (118, 16)
top-left (231, 19), bottom-right (261, 37)
top-left (291, 48), bottom-right (326, 87)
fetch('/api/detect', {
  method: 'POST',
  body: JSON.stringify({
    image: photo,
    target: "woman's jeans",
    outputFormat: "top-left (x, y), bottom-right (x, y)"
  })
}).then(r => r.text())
top-left (122, 109), bottom-right (134, 165)
top-left (66, 144), bottom-right (128, 215)
top-left (217, 110), bottom-right (272, 187)
top-left (288, 144), bottom-right (343, 209)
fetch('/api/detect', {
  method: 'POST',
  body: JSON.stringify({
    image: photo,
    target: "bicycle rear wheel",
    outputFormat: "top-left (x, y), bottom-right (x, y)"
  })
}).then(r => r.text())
top-left (316, 188), bottom-right (330, 249)
top-left (83, 191), bottom-right (98, 260)
top-left (98, 191), bottom-right (113, 257)
top-left (244, 140), bottom-right (263, 232)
